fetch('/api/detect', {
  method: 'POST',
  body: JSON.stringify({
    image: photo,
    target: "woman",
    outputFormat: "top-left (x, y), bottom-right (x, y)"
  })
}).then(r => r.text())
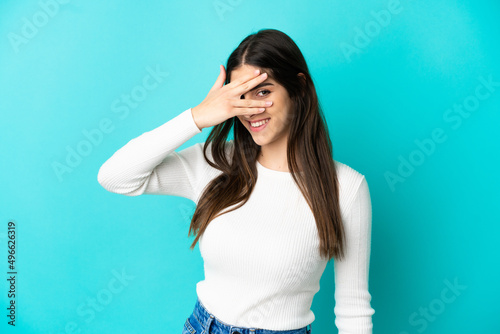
top-left (98, 28), bottom-right (374, 334)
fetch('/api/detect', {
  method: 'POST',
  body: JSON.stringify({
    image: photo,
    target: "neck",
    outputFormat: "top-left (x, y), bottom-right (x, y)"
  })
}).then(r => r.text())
top-left (257, 135), bottom-right (301, 172)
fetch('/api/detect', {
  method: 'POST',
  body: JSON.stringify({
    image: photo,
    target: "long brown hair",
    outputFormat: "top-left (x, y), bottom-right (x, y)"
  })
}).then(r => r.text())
top-left (188, 28), bottom-right (345, 262)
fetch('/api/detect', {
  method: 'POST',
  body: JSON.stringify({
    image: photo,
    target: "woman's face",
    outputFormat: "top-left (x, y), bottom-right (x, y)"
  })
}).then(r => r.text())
top-left (232, 64), bottom-right (294, 147)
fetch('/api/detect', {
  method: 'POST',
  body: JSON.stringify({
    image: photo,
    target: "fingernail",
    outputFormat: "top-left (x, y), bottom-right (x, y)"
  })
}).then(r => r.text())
top-left (255, 69), bottom-right (260, 75)
top-left (265, 101), bottom-right (273, 106)
top-left (259, 108), bottom-right (265, 112)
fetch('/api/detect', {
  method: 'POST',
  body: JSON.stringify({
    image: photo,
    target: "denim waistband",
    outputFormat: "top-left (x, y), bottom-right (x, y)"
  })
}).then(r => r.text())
top-left (192, 296), bottom-right (312, 334)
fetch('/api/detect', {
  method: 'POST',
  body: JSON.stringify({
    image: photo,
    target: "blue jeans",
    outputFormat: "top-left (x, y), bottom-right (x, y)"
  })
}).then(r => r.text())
top-left (182, 297), bottom-right (312, 334)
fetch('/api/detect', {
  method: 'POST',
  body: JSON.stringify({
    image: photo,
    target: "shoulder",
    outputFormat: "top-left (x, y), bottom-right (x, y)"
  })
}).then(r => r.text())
top-left (333, 159), bottom-right (368, 216)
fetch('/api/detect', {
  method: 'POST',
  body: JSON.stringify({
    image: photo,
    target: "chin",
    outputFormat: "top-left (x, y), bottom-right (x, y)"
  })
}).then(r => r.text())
top-left (250, 136), bottom-right (270, 147)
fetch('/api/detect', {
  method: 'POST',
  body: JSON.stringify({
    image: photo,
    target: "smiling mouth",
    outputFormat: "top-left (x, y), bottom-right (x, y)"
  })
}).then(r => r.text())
top-left (248, 118), bottom-right (270, 127)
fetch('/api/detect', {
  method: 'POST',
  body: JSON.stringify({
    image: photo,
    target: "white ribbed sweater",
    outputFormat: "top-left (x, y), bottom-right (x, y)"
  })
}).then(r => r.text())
top-left (97, 108), bottom-right (375, 333)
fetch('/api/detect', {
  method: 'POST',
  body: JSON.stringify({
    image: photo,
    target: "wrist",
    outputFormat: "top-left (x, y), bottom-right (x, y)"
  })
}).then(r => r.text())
top-left (191, 106), bottom-right (203, 131)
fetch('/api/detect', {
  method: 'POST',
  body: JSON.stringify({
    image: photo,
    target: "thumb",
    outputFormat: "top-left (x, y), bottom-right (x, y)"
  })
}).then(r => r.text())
top-left (209, 65), bottom-right (226, 93)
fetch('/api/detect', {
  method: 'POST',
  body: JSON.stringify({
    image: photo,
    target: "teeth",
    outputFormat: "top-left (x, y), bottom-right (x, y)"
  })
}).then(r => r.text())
top-left (250, 119), bottom-right (270, 127)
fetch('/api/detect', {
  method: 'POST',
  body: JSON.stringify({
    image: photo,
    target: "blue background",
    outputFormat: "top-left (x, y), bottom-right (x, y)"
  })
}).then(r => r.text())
top-left (1, 0), bottom-right (499, 333)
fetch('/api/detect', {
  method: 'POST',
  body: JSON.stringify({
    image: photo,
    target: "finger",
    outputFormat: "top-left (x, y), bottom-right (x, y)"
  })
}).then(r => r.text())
top-left (231, 99), bottom-right (272, 108)
top-left (226, 68), bottom-right (263, 88)
top-left (209, 65), bottom-right (226, 93)
top-left (232, 107), bottom-right (267, 116)
top-left (232, 72), bottom-right (268, 96)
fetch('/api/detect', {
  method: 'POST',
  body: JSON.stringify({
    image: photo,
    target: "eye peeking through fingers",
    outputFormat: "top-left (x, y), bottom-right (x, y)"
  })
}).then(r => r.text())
top-left (257, 89), bottom-right (270, 97)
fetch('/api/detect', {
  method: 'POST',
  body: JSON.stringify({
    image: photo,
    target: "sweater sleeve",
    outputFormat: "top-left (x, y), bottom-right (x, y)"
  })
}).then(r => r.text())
top-left (97, 108), bottom-right (206, 202)
top-left (333, 176), bottom-right (375, 334)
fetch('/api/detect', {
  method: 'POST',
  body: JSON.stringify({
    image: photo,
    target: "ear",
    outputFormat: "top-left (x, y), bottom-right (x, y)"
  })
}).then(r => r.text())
top-left (297, 72), bottom-right (306, 97)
